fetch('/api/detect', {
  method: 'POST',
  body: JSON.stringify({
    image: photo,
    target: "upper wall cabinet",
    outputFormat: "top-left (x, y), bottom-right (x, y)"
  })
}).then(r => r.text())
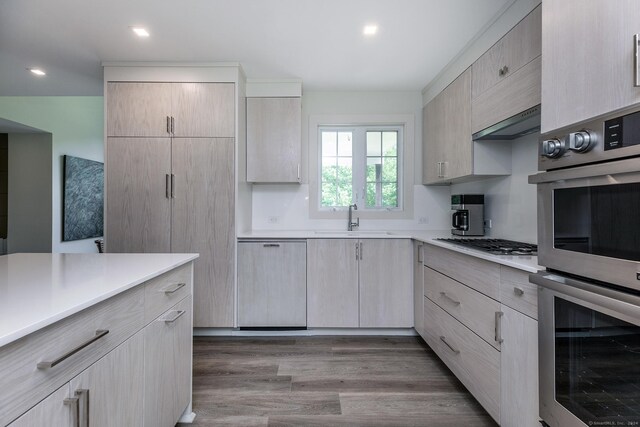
top-left (107, 82), bottom-right (235, 138)
top-left (541, 0), bottom-right (640, 133)
top-left (246, 97), bottom-right (302, 183)
top-left (471, 5), bottom-right (541, 135)
top-left (422, 69), bottom-right (511, 185)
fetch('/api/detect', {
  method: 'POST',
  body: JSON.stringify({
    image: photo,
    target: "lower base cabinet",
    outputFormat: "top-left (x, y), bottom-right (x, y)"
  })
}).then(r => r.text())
top-left (8, 385), bottom-right (72, 427)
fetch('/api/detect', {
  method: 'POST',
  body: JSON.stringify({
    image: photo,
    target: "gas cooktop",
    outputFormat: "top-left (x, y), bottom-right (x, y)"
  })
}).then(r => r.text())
top-left (436, 238), bottom-right (537, 256)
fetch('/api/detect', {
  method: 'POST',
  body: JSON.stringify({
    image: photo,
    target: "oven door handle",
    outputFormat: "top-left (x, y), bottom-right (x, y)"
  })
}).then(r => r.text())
top-left (530, 271), bottom-right (640, 319)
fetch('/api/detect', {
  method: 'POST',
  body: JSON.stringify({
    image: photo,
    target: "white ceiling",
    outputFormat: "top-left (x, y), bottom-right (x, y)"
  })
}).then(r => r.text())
top-left (0, 0), bottom-right (511, 96)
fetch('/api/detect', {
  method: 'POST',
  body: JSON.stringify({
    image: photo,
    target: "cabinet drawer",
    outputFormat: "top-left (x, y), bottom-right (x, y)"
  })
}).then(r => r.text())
top-left (424, 245), bottom-right (500, 299)
top-left (144, 263), bottom-right (192, 323)
top-left (0, 286), bottom-right (144, 426)
top-left (423, 296), bottom-right (500, 423)
top-left (424, 266), bottom-right (502, 349)
top-left (500, 266), bottom-right (538, 320)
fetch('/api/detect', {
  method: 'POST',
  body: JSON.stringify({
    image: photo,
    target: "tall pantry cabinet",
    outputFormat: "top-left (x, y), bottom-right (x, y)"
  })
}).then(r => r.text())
top-left (105, 79), bottom-right (236, 327)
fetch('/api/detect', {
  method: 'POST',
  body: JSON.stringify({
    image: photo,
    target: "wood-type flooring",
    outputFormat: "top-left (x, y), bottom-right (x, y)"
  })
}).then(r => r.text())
top-left (179, 336), bottom-right (497, 427)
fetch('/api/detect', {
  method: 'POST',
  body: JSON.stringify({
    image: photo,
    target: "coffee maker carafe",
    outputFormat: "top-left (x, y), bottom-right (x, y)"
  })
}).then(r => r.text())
top-left (451, 194), bottom-right (484, 236)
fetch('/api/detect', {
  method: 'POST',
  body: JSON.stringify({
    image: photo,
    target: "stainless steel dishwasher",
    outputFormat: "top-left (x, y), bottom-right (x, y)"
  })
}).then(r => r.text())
top-left (237, 240), bottom-right (307, 328)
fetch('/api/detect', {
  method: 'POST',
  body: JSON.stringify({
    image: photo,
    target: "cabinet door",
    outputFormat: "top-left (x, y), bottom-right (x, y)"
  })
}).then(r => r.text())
top-left (171, 138), bottom-right (235, 327)
top-left (238, 241), bottom-right (307, 327)
top-left (246, 97), bottom-right (301, 183)
top-left (472, 5), bottom-right (541, 99)
top-left (441, 68), bottom-right (472, 181)
top-left (307, 239), bottom-right (359, 327)
top-left (105, 138), bottom-right (171, 253)
top-left (500, 305), bottom-right (539, 427)
top-left (421, 98), bottom-right (444, 184)
top-left (69, 332), bottom-right (144, 427)
top-left (8, 385), bottom-right (72, 427)
top-left (144, 296), bottom-right (192, 427)
top-left (171, 83), bottom-right (235, 138)
top-left (413, 241), bottom-right (424, 336)
top-left (106, 82), bottom-right (172, 137)
top-left (359, 239), bottom-right (413, 327)
top-left (542, 0), bottom-right (640, 133)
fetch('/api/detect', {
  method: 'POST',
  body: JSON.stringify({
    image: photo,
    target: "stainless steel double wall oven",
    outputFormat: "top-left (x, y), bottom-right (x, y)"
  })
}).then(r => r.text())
top-left (530, 105), bottom-right (640, 427)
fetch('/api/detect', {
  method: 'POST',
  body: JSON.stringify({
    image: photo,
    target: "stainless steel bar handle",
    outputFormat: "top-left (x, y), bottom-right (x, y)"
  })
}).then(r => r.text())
top-left (166, 116), bottom-right (171, 134)
top-left (441, 161), bottom-right (447, 178)
top-left (359, 242), bottom-right (363, 260)
top-left (171, 116), bottom-right (175, 135)
top-left (439, 336), bottom-right (460, 354)
top-left (163, 282), bottom-right (186, 294)
top-left (165, 174), bottom-right (170, 198)
top-left (495, 311), bottom-right (504, 344)
top-left (64, 397), bottom-right (80, 427)
top-left (37, 330), bottom-right (109, 369)
top-left (263, 243), bottom-right (281, 248)
top-left (439, 292), bottom-right (461, 306)
top-left (297, 164), bottom-right (300, 181)
top-left (170, 174), bottom-right (175, 198)
top-left (417, 244), bottom-right (423, 264)
top-left (75, 389), bottom-right (89, 427)
top-left (635, 34), bottom-right (640, 87)
top-left (513, 287), bottom-right (524, 296)
top-left (437, 162), bottom-right (442, 178)
top-left (164, 310), bottom-right (186, 323)
top-left (355, 242), bottom-right (359, 260)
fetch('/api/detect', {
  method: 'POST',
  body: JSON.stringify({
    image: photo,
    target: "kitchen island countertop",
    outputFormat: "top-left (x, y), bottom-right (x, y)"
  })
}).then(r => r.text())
top-left (0, 252), bottom-right (198, 347)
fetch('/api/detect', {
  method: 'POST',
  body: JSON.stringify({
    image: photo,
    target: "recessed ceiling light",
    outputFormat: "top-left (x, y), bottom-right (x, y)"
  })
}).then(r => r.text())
top-left (131, 27), bottom-right (150, 37)
top-left (363, 25), bottom-right (378, 36)
top-left (28, 68), bottom-right (46, 76)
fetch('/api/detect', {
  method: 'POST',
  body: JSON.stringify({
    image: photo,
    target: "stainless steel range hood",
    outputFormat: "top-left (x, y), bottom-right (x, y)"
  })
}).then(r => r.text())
top-left (472, 104), bottom-right (540, 141)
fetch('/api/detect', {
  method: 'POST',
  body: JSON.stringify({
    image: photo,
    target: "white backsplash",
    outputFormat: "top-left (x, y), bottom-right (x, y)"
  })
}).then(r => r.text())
top-left (251, 184), bottom-right (451, 231)
top-left (450, 133), bottom-right (539, 243)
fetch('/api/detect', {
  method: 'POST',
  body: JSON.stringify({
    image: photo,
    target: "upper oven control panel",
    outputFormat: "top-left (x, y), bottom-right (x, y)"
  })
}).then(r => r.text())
top-left (539, 105), bottom-right (640, 171)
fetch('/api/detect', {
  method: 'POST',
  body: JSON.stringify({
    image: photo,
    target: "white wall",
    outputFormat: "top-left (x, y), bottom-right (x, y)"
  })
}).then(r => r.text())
top-left (250, 90), bottom-right (451, 231)
top-left (7, 133), bottom-right (53, 253)
top-left (450, 133), bottom-right (539, 243)
top-left (0, 97), bottom-right (103, 253)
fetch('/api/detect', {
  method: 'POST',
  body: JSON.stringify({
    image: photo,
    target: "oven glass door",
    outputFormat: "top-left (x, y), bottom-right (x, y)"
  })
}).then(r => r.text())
top-left (554, 182), bottom-right (640, 261)
top-left (554, 296), bottom-right (640, 424)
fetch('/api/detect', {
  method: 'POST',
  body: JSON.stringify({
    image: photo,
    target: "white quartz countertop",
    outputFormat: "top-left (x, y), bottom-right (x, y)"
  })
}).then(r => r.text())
top-left (0, 253), bottom-right (198, 348)
top-left (238, 230), bottom-right (542, 273)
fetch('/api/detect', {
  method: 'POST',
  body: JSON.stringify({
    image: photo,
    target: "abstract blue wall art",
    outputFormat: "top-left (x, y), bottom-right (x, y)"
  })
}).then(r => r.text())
top-left (62, 155), bottom-right (104, 241)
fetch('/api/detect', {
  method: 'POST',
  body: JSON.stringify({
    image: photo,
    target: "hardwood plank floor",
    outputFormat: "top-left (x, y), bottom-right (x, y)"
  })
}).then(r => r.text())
top-left (180, 336), bottom-right (497, 426)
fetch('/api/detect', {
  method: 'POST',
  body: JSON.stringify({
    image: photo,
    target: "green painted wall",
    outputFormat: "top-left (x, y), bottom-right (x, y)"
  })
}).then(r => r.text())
top-left (0, 97), bottom-right (104, 253)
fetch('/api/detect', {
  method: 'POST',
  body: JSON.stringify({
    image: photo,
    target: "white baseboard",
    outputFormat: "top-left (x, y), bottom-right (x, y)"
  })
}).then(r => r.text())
top-left (193, 327), bottom-right (418, 337)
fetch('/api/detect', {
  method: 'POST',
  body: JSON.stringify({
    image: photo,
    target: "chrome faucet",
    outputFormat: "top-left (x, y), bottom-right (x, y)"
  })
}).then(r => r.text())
top-left (348, 204), bottom-right (359, 231)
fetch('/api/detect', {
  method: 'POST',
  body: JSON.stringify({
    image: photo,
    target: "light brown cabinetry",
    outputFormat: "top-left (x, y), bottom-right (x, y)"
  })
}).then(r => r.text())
top-left (307, 239), bottom-right (360, 328)
top-left (106, 82), bottom-right (234, 138)
top-left (246, 97), bottom-right (301, 183)
top-left (307, 239), bottom-right (412, 328)
top-left (238, 241), bottom-right (307, 327)
top-left (144, 296), bottom-right (193, 427)
top-left (106, 81), bottom-right (235, 328)
top-left (422, 69), bottom-right (473, 184)
top-left (413, 241), bottom-right (424, 336)
top-left (471, 6), bottom-right (541, 135)
top-left (2, 262), bottom-right (194, 427)
top-left (421, 244), bottom-right (538, 426)
top-left (541, 0), bottom-right (640, 133)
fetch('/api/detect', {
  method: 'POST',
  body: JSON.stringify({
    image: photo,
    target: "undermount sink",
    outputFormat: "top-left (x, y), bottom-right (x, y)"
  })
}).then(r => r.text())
top-left (313, 230), bottom-right (395, 236)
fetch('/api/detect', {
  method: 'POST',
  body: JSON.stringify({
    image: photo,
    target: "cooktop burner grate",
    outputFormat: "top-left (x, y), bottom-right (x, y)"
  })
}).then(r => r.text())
top-left (436, 238), bottom-right (537, 256)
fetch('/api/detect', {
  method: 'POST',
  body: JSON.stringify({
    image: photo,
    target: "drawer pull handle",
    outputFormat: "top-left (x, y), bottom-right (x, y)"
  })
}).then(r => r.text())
top-left (263, 243), bottom-right (281, 248)
top-left (495, 311), bottom-right (504, 344)
top-left (439, 292), bottom-right (461, 306)
top-left (37, 330), bottom-right (109, 369)
top-left (164, 310), bottom-right (186, 323)
top-left (75, 389), bottom-right (89, 427)
top-left (513, 287), bottom-right (524, 296)
top-left (64, 397), bottom-right (80, 427)
top-left (163, 282), bottom-right (186, 294)
top-left (439, 336), bottom-right (460, 354)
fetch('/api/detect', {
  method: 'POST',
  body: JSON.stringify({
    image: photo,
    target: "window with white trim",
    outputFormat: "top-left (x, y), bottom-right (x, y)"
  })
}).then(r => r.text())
top-left (319, 125), bottom-right (403, 210)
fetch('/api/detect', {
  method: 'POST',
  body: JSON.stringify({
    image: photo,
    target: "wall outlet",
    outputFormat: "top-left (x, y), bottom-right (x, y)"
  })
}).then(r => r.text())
top-left (484, 219), bottom-right (492, 229)
top-left (268, 216), bottom-right (279, 224)
top-left (418, 216), bottom-right (429, 225)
